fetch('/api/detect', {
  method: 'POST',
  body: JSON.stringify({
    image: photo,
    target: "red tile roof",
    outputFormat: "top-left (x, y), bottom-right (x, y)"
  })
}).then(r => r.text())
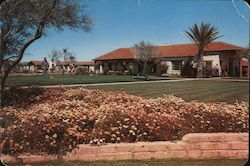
top-left (75, 61), bottom-right (95, 66)
top-left (19, 61), bottom-right (95, 66)
top-left (95, 42), bottom-right (243, 61)
top-left (29, 61), bottom-right (42, 65)
top-left (18, 61), bottom-right (29, 65)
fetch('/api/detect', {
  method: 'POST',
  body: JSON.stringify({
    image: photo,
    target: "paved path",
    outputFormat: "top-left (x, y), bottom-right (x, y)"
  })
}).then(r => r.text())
top-left (21, 77), bottom-right (248, 89)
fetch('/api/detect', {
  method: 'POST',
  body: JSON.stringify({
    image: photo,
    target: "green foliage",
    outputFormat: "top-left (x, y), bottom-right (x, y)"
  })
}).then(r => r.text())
top-left (133, 41), bottom-right (157, 80)
top-left (160, 64), bottom-right (168, 75)
top-left (75, 67), bottom-right (89, 75)
top-left (116, 63), bottom-right (124, 75)
top-left (181, 58), bottom-right (197, 77)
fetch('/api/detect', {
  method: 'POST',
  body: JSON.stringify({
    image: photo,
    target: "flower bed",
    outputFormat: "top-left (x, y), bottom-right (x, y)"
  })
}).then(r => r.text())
top-left (0, 88), bottom-right (248, 157)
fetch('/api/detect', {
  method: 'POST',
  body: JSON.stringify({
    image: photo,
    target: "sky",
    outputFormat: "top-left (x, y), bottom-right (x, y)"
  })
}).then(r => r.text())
top-left (23, 0), bottom-right (250, 62)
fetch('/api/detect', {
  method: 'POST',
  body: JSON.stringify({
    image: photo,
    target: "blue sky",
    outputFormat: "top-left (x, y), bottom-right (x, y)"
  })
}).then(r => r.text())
top-left (24, 0), bottom-right (249, 62)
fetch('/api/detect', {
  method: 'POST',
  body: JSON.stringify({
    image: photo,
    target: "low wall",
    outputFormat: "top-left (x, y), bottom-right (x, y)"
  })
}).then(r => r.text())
top-left (2, 133), bottom-right (248, 164)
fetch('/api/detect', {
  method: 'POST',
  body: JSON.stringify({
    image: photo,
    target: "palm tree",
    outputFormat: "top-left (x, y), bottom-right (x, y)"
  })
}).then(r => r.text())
top-left (185, 22), bottom-right (222, 78)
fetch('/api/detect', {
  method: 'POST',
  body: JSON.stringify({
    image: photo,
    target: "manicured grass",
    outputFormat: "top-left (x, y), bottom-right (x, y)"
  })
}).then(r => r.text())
top-left (6, 75), bottom-right (174, 86)
top-left (5, 75), bottom-right (249, 103)
top-left (88, 80), bottom-right (249, 103)
top-left (13, 159), bottom-right (247, 166)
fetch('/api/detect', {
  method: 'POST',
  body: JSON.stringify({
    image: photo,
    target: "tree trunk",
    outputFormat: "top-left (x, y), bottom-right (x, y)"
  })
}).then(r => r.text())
top-left (0, 81), bottom-right (3, 107)
top-left (196, 49), bottom-right (204, 78)
top-left (143, 62), bottom-right (149, 80)
top-left (1, 71), bottom-right (8, 91)
top-left (0, 72), bottom-right (6, 105)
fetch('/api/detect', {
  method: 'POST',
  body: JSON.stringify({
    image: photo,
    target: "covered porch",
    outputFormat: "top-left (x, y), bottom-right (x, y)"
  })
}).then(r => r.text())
top-left (95, 60), bottom-right (135, 75)
top-left (95, 60), bottom-right (161, 76)
top-left (218, 50), bottom-right (242, 77)
top-left (240, 59), bottom-right (249, 78)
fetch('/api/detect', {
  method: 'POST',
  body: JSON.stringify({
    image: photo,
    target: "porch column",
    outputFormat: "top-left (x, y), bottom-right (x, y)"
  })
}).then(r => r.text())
top-left (100, 64), bottom-right (103, 74)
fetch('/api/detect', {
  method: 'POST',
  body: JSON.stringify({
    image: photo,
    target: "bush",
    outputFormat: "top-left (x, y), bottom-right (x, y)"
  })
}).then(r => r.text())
top-left (75, 67), bottom-right (89, 75)
top-left (22, 69), bottom-right (31, 73)
top-left (115, 63), bottom-right (124, 75)
top-left (181, 58), bottom-right (197, 77)
top-left (202, 67), bottom-right (212, 78)
top-left (160, 64), bottom-right (168, 75)
top-left (2, 82), bottom-right (44, 107)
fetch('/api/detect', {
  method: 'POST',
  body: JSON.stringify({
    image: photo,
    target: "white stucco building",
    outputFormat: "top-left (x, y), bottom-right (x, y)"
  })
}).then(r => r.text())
top-left (95, 42), bottom-right (244, 77)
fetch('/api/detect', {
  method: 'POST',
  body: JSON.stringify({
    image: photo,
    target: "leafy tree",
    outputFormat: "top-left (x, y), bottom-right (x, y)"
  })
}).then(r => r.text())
top-left (0, 0), bottom-right (93, 93)
top-left (133, 41), bottom-right (157, 80)
top-left (185, 22), bottom-right (221, 78)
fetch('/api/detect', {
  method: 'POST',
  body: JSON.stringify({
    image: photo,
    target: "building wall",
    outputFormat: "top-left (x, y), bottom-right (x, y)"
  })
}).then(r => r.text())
top-left (95, 52), bottom-right (241, 77)
top-left (161, 54), bottom-right (239, 77)
top-left (203, 54), bottom-right (221, 76)
top-left (163, 61), bottom-right (182, 75)
top-left (161, 57), bottom-right (188, 76)
top-left (89, 66), bottom-right (95, 73)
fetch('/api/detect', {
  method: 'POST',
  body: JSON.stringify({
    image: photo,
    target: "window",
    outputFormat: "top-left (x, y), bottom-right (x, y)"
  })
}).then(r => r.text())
top-left (172, 60), bottom-right (182, 70)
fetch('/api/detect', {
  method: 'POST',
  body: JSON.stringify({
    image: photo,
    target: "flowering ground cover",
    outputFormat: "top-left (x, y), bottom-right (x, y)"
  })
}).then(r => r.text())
top-left (0, 87), bottom-right (248, 157)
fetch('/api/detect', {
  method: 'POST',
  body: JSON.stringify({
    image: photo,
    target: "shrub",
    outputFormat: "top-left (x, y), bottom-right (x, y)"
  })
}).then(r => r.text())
top-left (181, 58), bottom-right (197, 77)
top-left (115, 63), bottom-right (124, 75)
top-left (22, 69), bottom-right (31, 73)
top-left (75, 67), bottom-right (89, 75)
top-left (160, 64), bottom-right (168, 75)
top-left (2, 82), bottom-right (44, 107)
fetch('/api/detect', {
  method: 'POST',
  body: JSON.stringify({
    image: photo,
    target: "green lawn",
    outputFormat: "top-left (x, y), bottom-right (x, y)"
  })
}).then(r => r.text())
top-left (6, 75), bottom-right (174, 86)
top-left (88, 80), bottom-right (249, 103)
top-left (5, 75), bottom-right (249, 103)
top-left (12, 159), bottom-right (247, 166)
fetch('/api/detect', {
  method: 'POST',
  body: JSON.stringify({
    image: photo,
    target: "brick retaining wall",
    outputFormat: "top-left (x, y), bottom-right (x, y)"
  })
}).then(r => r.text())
top-left (1, 133), bottom-right (248, 164)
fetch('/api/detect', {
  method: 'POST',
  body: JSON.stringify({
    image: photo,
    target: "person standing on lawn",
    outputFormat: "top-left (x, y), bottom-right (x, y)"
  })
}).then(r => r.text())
top-left (42, 57), bottom-right (49, 77)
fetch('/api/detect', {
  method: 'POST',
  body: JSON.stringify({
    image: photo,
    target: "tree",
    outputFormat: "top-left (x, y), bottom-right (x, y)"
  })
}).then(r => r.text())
top-left (133, 41), bottom-right (157, 80)
top-left (0, 0), bottom-right (5, 6)
top-left (48, 49), bottom-right (62, 62)
top-left (69, 53), bottom-right (76, 62)
top-left (185, 22), bottom-right (221, 78)
top-left (63, 48), bottom-right (69, 62)
top-left (48, 48), bottom-right (76, 62)
top-left (0, 0), bottom-right (93, 93)
top-left (62, 48), bottom-right (76, 62)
